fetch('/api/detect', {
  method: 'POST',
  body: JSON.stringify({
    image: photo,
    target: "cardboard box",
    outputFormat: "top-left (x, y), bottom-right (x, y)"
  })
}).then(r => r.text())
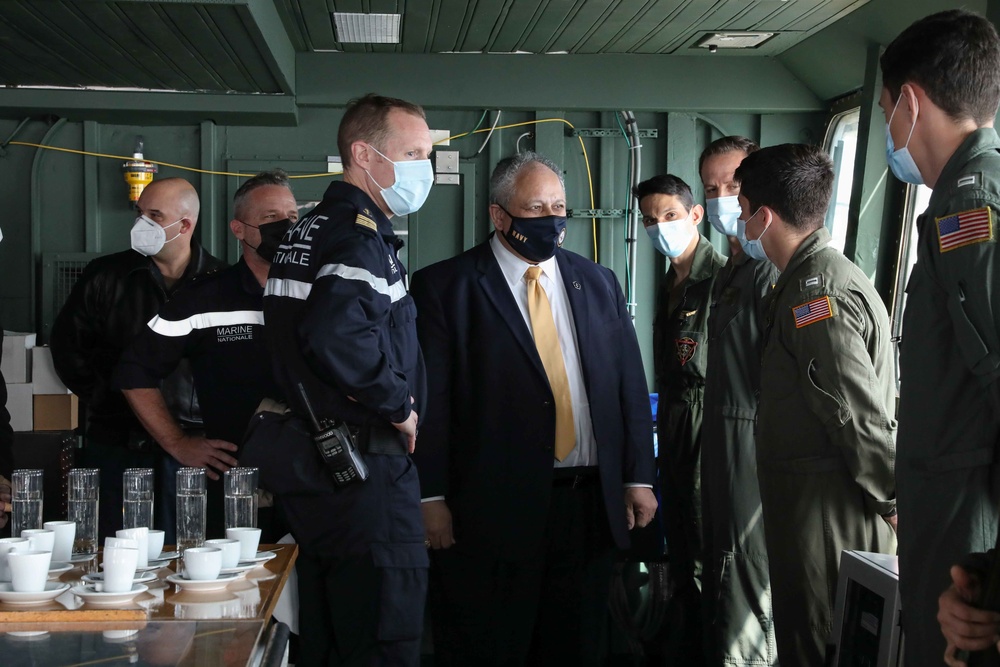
top-left (6, 383), bottom-right (33, 431)
top-left (32, 394), bottom-right (78, 431)
top-left (1, 332), bottom-right (35, 384)
top-left (31, 346), bottom-right (69, 394)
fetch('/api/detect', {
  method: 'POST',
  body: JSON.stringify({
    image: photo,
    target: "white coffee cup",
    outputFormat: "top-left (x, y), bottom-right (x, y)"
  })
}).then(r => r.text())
top-left (102, 546), bottom-right (139, 593)
top-left (182, 547), bottom-right (222, 581)
top-left (105, 537), bottom-right (138, 550)
top-left (204, 538), bottom-right (241, 569)
top-left (0, 538), bottom-right (29, 582)
top-left (146, 529), bottom-right (165, 562)
top-left (116, 527), bottom-right (149, 568)
top-left (20, 529), bottom-right (55, 554)
top-left (225, 527), bottom-right (261, 562)
top-left (43, 521), bottom-right (76, 562)
top-left (8, 549), bottom-right (52, 593)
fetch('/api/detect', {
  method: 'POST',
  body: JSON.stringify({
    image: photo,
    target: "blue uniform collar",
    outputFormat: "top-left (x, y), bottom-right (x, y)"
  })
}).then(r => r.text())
top-left (323, 180), bottom-right (398, 240)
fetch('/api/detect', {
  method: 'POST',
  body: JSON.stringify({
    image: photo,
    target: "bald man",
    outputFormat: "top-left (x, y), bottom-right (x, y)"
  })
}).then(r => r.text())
top-left (52, 177), bottom-right (225, 539)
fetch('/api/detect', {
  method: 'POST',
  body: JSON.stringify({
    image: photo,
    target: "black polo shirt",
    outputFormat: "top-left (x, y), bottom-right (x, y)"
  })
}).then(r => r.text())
top-left (114, 258), bottom-right (279, 447)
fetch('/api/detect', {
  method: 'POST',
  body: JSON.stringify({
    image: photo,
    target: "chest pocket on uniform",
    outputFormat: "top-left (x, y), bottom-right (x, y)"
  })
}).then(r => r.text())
top-left (389, 295), bottom-right (419, 373)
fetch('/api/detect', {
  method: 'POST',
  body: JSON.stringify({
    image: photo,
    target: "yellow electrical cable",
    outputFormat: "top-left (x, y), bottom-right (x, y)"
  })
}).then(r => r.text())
top-left (5, 141), bottom-right (339, 178)
top-left (8, 116), bottom-right (600, 259)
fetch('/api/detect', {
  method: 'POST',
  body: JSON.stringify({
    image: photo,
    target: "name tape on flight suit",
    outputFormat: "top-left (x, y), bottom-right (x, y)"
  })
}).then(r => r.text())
top-left (792, 296), bottom-right (835, 328)
top-left (936, 207), bottom-right (994, 253)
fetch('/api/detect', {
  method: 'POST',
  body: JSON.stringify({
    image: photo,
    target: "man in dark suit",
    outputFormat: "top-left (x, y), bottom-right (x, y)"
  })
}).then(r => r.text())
top-left (411, 151), bottom-right (657, 666)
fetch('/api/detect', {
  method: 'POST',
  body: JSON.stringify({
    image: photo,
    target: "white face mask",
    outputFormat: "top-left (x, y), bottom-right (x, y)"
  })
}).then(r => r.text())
top-left (130, 215), bottom-right (182, 257)
top-left (705, 196), bottom-right (742, 237)
top-left (646, 214), bottom-right (696, 258)
top-left (365, 145), bottom-right (434, 217)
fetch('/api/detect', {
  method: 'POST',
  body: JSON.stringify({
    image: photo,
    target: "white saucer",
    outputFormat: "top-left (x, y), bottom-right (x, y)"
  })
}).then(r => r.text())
top-left (165, 572), bottom-right (240, 592)
top-left (68, 553), bottom-right (97, 564)
top-left (104, 559), bottom-right (170, 573)
top-left (219, 562), bottom-right (257, 576)
top-left (238, 551), bottom-right (277, 565)
top-left (48, 562), bottom-right (73, 578)
top-left (0, 582), bottom-right (70, 605)
top-left (83, 571), bottom-right (157, 585)
top-left (155, 550), bottom-right (180, 561)
top-left (71, 583), bottom-right (148, 605)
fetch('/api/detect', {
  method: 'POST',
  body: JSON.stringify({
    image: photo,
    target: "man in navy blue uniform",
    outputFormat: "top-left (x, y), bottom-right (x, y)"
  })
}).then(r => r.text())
top-left (257, 94), bottom-right (433, 666)
top-left (114, 170), bottom-right (296, 540)
top-left (411, 152), bottom-right (657, 666)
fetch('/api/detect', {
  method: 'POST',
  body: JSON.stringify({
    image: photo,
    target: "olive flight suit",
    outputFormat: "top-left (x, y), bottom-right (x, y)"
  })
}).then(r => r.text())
top-left (757, 227), bottom-right (897, 667)
top-left (656, 235), bottom-right (726, 664)
top-left (701, 252), bottom-right (780, 667)
top-left (896, 127), bottom-right (1000, 667)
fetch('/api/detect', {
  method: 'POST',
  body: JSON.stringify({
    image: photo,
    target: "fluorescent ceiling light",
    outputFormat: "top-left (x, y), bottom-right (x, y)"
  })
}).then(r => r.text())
top-left (696, 32), bottom-right (775, 49)
top-left (332, 12), bottom-right (401, 44)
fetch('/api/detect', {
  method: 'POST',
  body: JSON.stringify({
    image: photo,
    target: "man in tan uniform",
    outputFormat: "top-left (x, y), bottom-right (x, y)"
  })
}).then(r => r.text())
top-left (734, 144), bottom-right (897, 666)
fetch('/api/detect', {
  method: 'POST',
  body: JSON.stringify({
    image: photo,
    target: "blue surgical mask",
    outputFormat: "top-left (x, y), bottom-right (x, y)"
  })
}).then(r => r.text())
top-left (365, 145), bottom-right (434, 216)
top-left (500, 207), bottom-right (568, 262)
top-left (885, 94), bottom-right (923, 185)
top-left (739, 207), bottom-right (770, 262)
top-left (706, 196), bottom-right (741, 237)
top-left (646, 214), bottom-right (696, 258)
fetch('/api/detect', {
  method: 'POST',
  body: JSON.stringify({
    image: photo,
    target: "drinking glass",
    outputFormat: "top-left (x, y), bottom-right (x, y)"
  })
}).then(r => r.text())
top-left (175, 468), bottom-right (206, 552)
top-left (68, 468), bottom-right (99, 556)
top-left (224, 467), bottom-right (259, 530)
top-left (11, 469), bottom-right (43, 537)
top-left (123, 468), bottom-right (154, 529)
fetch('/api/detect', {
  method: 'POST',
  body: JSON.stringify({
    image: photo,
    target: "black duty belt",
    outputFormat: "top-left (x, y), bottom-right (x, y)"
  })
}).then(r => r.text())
top-left (552, 466), bottom-right (599, 488)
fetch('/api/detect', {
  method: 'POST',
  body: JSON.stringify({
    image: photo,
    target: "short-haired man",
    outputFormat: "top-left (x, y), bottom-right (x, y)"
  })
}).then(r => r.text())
top-left (114, 170), bottom-right (296, 540)
top-left (51, 177), bottom-right (225, 540)
top-left (256, 94), bottom-right (432, 665)
top-left (634, 173), bottom-right (725, 665)
top-left (877, 11), bottom-right (1000, 666)
top-left (412, 151), bottom-right (656, 666)
top-left (698, 136), bottom-right (780, 667)
top-left (735, 144), bottom-right (897, 666)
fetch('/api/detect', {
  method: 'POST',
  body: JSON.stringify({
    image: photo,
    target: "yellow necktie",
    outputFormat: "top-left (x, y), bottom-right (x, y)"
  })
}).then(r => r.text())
top-left (524, 266), bottom-right (576, 461)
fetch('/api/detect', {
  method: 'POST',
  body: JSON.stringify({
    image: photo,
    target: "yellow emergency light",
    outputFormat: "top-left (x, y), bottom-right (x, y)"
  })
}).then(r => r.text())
top-left (122, 136), bottom-right (157, 202)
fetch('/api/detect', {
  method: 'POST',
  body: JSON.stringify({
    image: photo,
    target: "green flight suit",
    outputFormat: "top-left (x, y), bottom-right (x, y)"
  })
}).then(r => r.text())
top-left (897, 127), bottom-right (1000, 667)
top-left (757, 228), bottom-right (897, 667)
top-left (655, 235), bottom-right (726, 664)
top-left (701, 253), bottom-right (780, 667)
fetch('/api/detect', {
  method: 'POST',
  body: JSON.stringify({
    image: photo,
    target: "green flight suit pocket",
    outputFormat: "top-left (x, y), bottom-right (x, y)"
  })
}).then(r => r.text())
top-left (804, 358), bottom-right (851, 429)
top-left (946, 285), bottom-right (1000, 380)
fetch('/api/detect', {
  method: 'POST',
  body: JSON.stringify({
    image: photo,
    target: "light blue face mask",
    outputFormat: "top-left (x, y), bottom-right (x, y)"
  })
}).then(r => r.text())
top-left (739, 207), bottom-right (770, 262)
top-left (706, 196), bottom-right (741, 237)
top-left (366, 145), bottom-right (435, 216)
top-left (885, 94), bottom-right (924, 185)
top-left (646, 215), bottom-right (696, 258)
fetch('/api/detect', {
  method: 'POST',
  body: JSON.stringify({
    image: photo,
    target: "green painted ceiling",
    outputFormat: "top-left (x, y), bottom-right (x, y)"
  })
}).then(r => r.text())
top-left (0, 0), bottom-right (873, 94)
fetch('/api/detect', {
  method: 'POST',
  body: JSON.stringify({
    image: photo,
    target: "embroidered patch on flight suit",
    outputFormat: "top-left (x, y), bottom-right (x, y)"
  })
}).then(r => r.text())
top-left (792, 296), bottom-right (835, 328)
top-left (957, 174), bottom-right (979, 188)
top-left (935, 207), bottom-right (994, 253)
top-left (675, 337), bottom-right (697, 366)
top-left (355, 212), bottom-right (378, 233)
top-left (800, 274), bottom-right (824, 291)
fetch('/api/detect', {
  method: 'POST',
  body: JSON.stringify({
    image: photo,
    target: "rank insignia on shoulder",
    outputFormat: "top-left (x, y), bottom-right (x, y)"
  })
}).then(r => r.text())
top-left (355, 212), bottom-right (378, 233)
top-left (936, 207), bottom-right (993, 252)
top-left (957, 174), bottom-right (979, 188)
top-left (792, 296), bottom-right (835, 328)
top-left (675, 337), bottom-right (697, 366)
top-left (800, 274), bottom-right (824, 290)
top-left (681, 309), bottom-right (698, 319)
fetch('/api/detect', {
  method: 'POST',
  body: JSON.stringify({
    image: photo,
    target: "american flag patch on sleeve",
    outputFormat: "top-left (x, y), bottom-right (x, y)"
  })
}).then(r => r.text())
top-left (792, 296), bottom-right (834, 328)
top-left (936, 207), bottom-right (994, 252)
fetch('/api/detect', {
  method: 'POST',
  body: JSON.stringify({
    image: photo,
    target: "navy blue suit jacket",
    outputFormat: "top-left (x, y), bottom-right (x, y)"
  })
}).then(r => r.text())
top-left (410, 239), bottom-right (655, 561)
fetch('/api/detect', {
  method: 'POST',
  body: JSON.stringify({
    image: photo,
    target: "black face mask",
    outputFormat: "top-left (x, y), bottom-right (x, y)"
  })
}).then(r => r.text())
top-left (242, 218), bottom-right (292, 263)
top-left (500, 207), bottom-right (568, 263)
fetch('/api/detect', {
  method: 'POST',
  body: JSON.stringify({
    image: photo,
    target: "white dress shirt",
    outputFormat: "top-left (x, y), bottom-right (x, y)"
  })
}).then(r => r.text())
top-left (490, 234), bottom-right (598, 468)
